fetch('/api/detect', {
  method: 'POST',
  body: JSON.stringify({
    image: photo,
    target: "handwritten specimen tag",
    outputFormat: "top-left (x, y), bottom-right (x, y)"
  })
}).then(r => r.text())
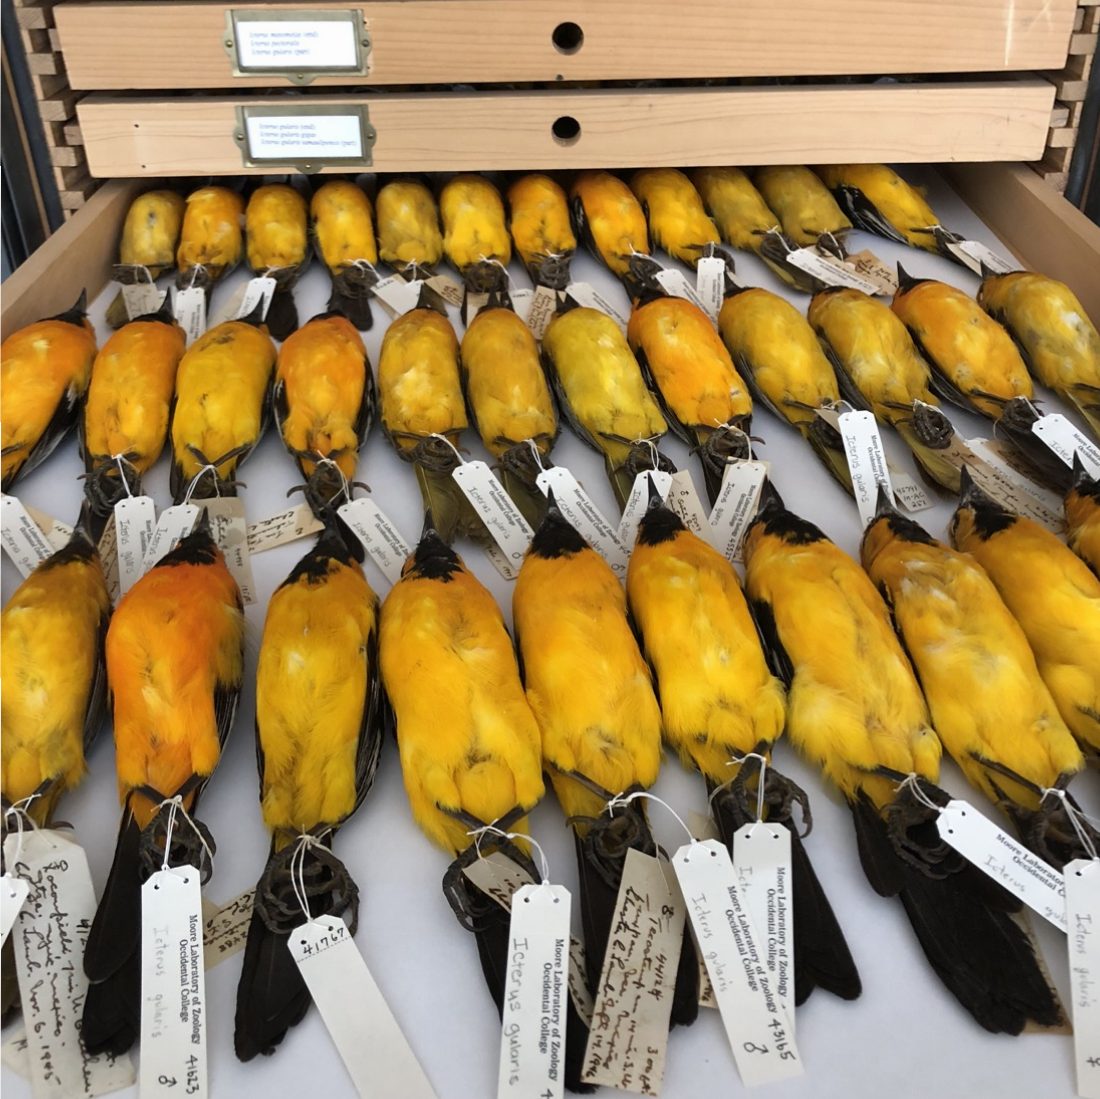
top-left (536, 466), bottom-right (628, 578)
top-left (122, 281), bottom-right (166, 320)
top-left (425, 273), bottom-right (464, 308)
top-left (203, 497), bottom-right (256, 604)
top-left (618, 469), bottom-right (673, 550)
top-left (373, 274), bottom-right (424, 317)
top-left (565, 282), bottom-right (627, 329)
top-left (525, 285), bottom-right (561, 340)
top-left (290, 914), bottom-right (438, 1098)
top-left (23, 503), bottom-right (73, 551)
top-left (338, 497), bottom-right (412, 585)
top-left (955, 437), bottom-right (1064, 531)
top-left (1066, 859), bottom-right (1100, 1099)
top-left (654, 268), bottom-right (705, 310)
top-left (173, 287), bottom-right (206, 343)
top-left (98, 515), bottom-right (120, 602)
top-left (947, 240), bottom-right (1016, 275)
top-left (141, 866), bottom-right (207, 1099)
top-left (238, 276), bottom-right (277, 321)
top-left (839, 409), bottom-right (893, 527)
top-left (847, 250), bottom-right (897, 295)
top-left (114, 494), bottom-right (156, 595)
top-left (889, 465), bottom-right (934, 514)
top-left (1, 494), bottom-right (53, 576)
top-left (708, 460), bottom-right (767, 563)
top-left (0, 874), bottom-right (29, 946)
top-left (786, 247), bottom-right (879, 294)
top-left (453, 460), bottom-right (534, 575)
top-left (1032, 414), bottom-right (1100, 477)
top-left (247, 502), bottom-right (324, 553)
top-left (144, 503), bottom-right (200, 569)
top-left (202, 888), bottom-right (255, 969)
top-left (732, 824), bottom-right (794, 1032)
top-left (936, 800), bottom-right (1066, 930)
top-left (667, 469), bottom-right (717, 549)
top-left (673, 839), bottom-right (803, 1086)
top-left (498, 884), bottom-right (571, 1099)
top-left (510, 287), bottom-right (534, 325)
top-left (5, 829), bottom-right (136, 1098)
top-left (0, 1026), bottom-right (29, 1076)
top-left (696, 256), bottom-right (727, 319)
top-left (568, 937), bottom-right (595, 1025)
top-left (582, 850), bottom-right (684, 1095)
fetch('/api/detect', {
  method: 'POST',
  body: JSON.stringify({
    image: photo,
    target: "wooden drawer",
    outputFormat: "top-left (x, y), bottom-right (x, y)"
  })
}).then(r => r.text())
top-left (75, 81), bottom-right (1056, 177)
top-left (55, 0), bottom-right (1080, 89)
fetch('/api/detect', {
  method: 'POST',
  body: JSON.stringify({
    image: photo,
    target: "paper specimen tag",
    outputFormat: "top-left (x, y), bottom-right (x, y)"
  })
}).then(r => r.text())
top-left (696, 256), bottom-right (727, 319)
top-left (141, 866), bottom-right (207, 1099)
top-left (846, 250), bottom-right (898, 295)
top-left (536, 466), bottom-right (628, 578)
top-left (1032, 414), bottom-right (1100, 477)
top-left (666, 469), bottom-right (717, 549)
top-left (174, 287), bottom-right (206, 343)
top-left (338, 497), bottom-right (412, 585)
top-left (565, 282), bottom-right (627, 329)
top-left (654, 268), bottom-right (705, 310)
top-left (953, 240), bottom-right (1017, 276)
top-left (618, 469), bottom-right (674, 550)
top-left (98, 514), bottom-right (120, 602)
top-left (482, 541), bottom-right (519, 581)
top-left (525, 285), bottom-right (561, 340)
top-left (1, 1026), bottom-right (28, 1076)
top-left (1066, 859), bottom-right (1100, 1099)
top-left (202, 889), bottom-right (255, 969)
top-left (426, 274), bottom-right (464, 308)
top-left (498, 884), bottom-right (571, 1099)
top-left (465, 291), bottom-right (492, 323)
top-left (5, 829), bottom-right (136, 1098)
top-left (122, 281), bottom-right (167, 320)
top-left (582, 850), bottom-right (685, 1096)
top-left (708, 460), bottom-right (767, 563)
top-left (786, 247), bottom-right (879, 294)
top-left (673, 839), bottom-right (803, 1086)
top-left (290, 914), bottom-right (438, 1098)
top-left (888, 464), bottom-right (934, 514)
top-left (114, 494), bottom-right (156, 595)
top-left (839, 409), bottom-right (893, 527)
top-left (936, 800), bottom-right (1066, 931)
top-left (964, 438), bottom-right (1065, 530)
top-left (568, 937), bottom-right (594, 1025)
top-left (238, 275), bottom-right (278, 321)
top-left (203, 497), bottom-right (256, 604)
top-left (453, 460), bottom-right (534, 569)
top-left (1, 494), bottom-right (54, 576)
top-left (247, 502), bottom-right (324, 553)
top-left (373, 274), bottom-right (424, 318)
top-left (732, 824), bottom-right (794, 1033)
top-left (144, 503), bottom-right (201, 569)
top-left (23, 503), bottom-right (73, 551)
top-left (510, 287), bottom-right (534, 325)
top-left (0, 874), bottom-right (29, 946)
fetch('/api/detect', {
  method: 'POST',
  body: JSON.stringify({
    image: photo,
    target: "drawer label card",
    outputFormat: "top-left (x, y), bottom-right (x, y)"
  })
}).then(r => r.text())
top-left (235, 105), bottom-right (375, 169)
top-left (228, 10), bottom-right (369, 80)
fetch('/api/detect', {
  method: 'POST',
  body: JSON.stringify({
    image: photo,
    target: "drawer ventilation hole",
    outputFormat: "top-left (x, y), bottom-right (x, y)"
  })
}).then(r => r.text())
top-left (551, 115), bottom-right (581, 145)
top-left (552, 22), bottom-right (584, 54)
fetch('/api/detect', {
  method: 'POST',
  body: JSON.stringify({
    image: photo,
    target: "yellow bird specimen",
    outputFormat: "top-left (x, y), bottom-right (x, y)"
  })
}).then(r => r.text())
top-left (863, 500), bottom-right (1091, 864)
top-left (978, 271), bottom-right (1100, 437)
top-left (311, 180), bottom-right (378, 331)
top-left (375, 178), bottom-right (444, 278)
top-left (506, 173), bottom-right (576, 289)
top-left (236, 523), bottom-right (383, 1060)
top-left (628, 294), bottom-right (753, 502)
top-left (82, 311), bottom-right (185, 517)
top-left (717, 287), bottom-right (849, 487)
top-left (175, 185), bottom-right (245, 293)
top-left (274, 312), bottom-right (373, 515)
top-left (378, 306), bottom-right (476, 542)
top-left (570, 169), bottom-right (661, 291)
top-left (245, 184), bottom-right (310, 340)
top-left (169, 315), bottom-right (276, 501)
top-left (542, 304), bottom-right (669, 507)
top-left (629, 167), bottom-right (723, 268)
top-left (952, 474), bottom-right (1100, 761)
top-left (514, 505), bottom-right (699, 1025)
top-left (691, 166), bottom-right (812, 291)
top-left (440, 174), bottom-right (512, 311)
top-left (627, 494), bottom-right (861, 1004)
top-left (754, 165), bottom-right (853, 252)
top-left (83, 517), bottom-right (244, 1054)
top-left (1065, 459), bottom-right (1100, 576)
top-left (460, 305), bottom-right (558, 525)
top-left (808, 287), bottom-right (962, 493)
top-left (892, 268), bottom-right (1033, 419)
top-left (743, 489), bottom-right (1061, 1034)
top-left (1, 294), bottom-right (96, 490)
top-left (106, 189), bottom-right (186, 328)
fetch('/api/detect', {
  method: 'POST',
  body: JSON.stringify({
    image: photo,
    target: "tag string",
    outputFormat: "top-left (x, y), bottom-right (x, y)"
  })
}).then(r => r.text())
top-left (183, 464), bottom-right (221, 504)
top-left (606, 790), bottom-right (696, 848)
top-left (313, 455), bottom-right (352, 507)
top-left (633, 436), bottom-right (661, 472)
top-left (111, 454), bottom-right (136, 499)
top-left (894, 773), bottom-right (943, 813)
top-left (3, 795), bottom-right (41, 870)
top-left (155, 796), bottom-right (214, 872)
top-left (525, 439), bottom-right (548, 474)
top-left (466, 822), bottom-right (552, 886)
top-left (290, 832), bottom-right (329, 922)
top-left (429, 433), bottom-right (466, 466)
top-left (479, 256), bottom-right (513, 286)
top-left (1041, 787), bottom-right (1099, 862)
top-left (186, 263), bottom-right (205, 291)
top-left (351, 258), bottom-right (381, 279)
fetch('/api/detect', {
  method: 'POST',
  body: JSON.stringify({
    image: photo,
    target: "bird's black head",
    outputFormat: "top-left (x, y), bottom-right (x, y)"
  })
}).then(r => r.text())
top-left (281, 514), bottom-right (363, 588)
top-left (951, 466), bottom-right (1017, 542)
top-left (406, 512), bottom-right (462, 581)
top-left (749, 479), bottom-right (826, 546)
top-left (895, 263), bottom-right (933, 295)
top-left (1071, 453), bottom-right (1100, 501)
top-left (529, 494), bottom-right (589, 559)
top-left (157, 509), bottom-right (219, 569)
top-left (49, 289), bottom-right (88, 328)
top-left (635, 478), bottom-right (685, 547)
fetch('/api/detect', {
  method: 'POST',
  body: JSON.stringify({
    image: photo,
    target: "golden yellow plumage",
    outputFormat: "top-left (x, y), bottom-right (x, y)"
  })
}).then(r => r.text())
top-left (754, 166), bottom-right (852, 249)
top-left (952, 485), bottom-right (1100, 756)
top-left (1065, 467), bottom-right (1100, 576)
top-left (892, 273), bottom-right (1032, 419)
top-left (169, 318), bottom-right (276, 500)
top-left (176, 185), bottom-right (244, 288)
top-left (376, 178), bottom-right (443, 273)
top-left (506, 173), bottom-right (576, 288)
top-left (570, 170), bottom-right (650, 279)
top-left (1, 534), bottom-right (110, 826)
top-left (629, 167), bottom-right (721, 267)
top-left (816, 164), bottom-right (942, 251)
top-left (311, 180), bottom-right (378, 269)
top-left (117, 189), bottom-right (186, 276)
top-left (440, 173), bottom-right (511, 281)
top-left (246, 184), bottom-right (308, 273)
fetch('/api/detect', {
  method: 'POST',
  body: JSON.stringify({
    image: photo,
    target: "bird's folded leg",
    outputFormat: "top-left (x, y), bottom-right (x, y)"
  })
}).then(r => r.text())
top-left (253, 834), bottom-right (358, 935)
top-left (135, 783), bottom-right (217, 885)
top-left (878, 771), bottom-right (955, 878)
top-left (577, 785), bottom-right (655, 891)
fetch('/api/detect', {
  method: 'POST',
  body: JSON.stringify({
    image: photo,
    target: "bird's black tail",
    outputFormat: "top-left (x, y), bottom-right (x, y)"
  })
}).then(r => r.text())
top-left (235, 837), bottom-right (358, 1060)
top-left (82, 811), bottom-right (143, 1055)
top-left (851, 790), bottom-right (1062, 1034)
top-left (264, 288), bottom-right (299, 342)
